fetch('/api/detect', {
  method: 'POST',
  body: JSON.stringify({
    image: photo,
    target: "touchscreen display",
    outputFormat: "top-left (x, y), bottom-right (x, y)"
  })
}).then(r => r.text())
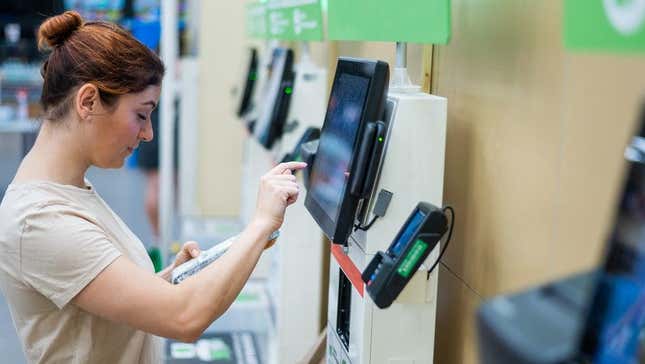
top-left (390, 210), bottom-right (427, 257)
top-left (308, 73), bottom-right (370, 224)
top-left (582, 136), bottom-right (645, 364)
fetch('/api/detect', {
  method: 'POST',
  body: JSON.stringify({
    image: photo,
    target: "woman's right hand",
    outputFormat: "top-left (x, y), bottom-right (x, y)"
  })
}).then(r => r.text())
top-left (252, 161), bottom-right (308, 234)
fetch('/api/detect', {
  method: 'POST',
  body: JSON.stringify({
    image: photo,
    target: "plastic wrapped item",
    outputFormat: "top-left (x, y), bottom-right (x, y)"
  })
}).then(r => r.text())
top-left (171, 231), bottom-right (280, 284)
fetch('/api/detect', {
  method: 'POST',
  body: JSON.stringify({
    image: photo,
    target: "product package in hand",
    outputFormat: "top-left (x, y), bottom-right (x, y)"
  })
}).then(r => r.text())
top-left (171, 230), bottom-right (280, 284)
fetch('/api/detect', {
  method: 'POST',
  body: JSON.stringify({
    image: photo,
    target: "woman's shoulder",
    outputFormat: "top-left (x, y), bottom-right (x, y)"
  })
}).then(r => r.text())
top-left (3, 181), bottom-right (76, 211)
top-left (0, 181), bottom-right (111, 270)
top-left (0, 183), bottom-right (83, 280)
top-left (1, 181), bottom-right (99, 230)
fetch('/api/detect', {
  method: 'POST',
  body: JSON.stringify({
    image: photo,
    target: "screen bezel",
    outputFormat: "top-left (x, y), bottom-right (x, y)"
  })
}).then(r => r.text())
top-left (254, 47), bottom-right (294, 149)
top-left (305, 57), bottom-right (389, 245)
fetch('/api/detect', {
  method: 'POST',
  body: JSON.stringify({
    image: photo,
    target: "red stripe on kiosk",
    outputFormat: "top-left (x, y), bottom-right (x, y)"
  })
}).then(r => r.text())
top-left (331, 244), bottom-right (364, 297)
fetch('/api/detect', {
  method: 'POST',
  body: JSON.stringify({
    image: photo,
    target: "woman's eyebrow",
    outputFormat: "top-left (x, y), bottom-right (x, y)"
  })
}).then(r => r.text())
top-left (141, 101), bottom-right (157, 109)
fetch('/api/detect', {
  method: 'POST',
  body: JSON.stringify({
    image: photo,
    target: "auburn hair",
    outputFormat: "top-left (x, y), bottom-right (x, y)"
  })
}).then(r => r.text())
top-left (37, 11), bottom-right (165, 120)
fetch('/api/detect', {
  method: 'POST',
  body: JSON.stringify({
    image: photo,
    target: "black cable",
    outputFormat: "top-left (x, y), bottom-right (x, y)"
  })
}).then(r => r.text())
top-left (354, 215), bottom-right (379, 231)
top-left (425, 206), bottom-right (455, 280)
top-left (353, 189), bottom-right (392, 232)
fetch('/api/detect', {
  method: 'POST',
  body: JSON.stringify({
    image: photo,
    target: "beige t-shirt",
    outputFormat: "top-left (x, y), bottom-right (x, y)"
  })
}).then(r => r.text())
top-left (0, 180), bottom-right (163, 364)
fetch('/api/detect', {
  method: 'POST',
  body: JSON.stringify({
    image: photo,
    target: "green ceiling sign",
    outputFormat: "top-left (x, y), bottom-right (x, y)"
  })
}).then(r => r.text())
top-left (267, 0), bottom-right (324, 41)
top-left (564, 0), bottom-right (645, 52)
top-left (247, 2), bottom-right (268, 39)
top-left (327, 0), bottom-right (451, 43)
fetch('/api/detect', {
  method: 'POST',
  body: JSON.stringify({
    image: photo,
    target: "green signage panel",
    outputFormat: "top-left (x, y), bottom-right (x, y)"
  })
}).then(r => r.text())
top-left (267, 0), bottom-right (324, 41)
top-left (565, 0), bottom-right (645, 52)
top-left (247, 2), bottom-right (268, 39)
top-left (328, 0), bottom-right (451, 43)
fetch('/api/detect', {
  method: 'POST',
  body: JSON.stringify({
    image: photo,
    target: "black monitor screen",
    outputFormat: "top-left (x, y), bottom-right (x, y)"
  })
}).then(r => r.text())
top-left (254, 47), bottom-right (293, 149)
top-left (580, 135), bottom-right (645, 364)
top-left (236, 48), bottom-right (258, 117)
top-left (305, 57), bottom-right (389, 245)
top-left (308, 73), bottom-right (370, 225)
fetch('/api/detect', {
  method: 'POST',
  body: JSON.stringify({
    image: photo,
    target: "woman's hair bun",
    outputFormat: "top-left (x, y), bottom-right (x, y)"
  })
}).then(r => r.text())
top-left (38, 11), bottom-right (84, 50)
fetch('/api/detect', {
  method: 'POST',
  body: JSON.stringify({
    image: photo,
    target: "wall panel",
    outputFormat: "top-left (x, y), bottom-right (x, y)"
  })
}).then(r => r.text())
top-left (197, 1), bottom-right (246, 216)
top-left (430, 1), bottom-right (645, 362)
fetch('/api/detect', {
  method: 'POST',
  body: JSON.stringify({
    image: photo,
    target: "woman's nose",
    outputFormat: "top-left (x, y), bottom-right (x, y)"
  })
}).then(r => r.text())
top-left (140, 118), bottom-right (154, 142)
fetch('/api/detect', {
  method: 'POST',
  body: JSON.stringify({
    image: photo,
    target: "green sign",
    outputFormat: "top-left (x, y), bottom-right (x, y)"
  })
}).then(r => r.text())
top-left (267, 0), bottom-right (324, 41)
top-left (247, 2), bottom-right (268, 39)
top-left (328, 0), bottom-right (451, 43)
top-left (564, 0), bottom-right (645, 52)
top-left (397, 239), bottom-right (428, 278)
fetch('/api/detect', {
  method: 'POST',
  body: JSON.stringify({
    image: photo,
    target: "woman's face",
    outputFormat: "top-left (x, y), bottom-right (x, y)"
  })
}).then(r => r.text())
top-left (90, 85), bottom-right (161, 168)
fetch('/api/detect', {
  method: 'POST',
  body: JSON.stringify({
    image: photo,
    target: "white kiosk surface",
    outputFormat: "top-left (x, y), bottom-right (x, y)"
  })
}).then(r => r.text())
top-left (326, 91), bottom-right (447, 364)
top-left (277, 55), bottom-right (327, 160)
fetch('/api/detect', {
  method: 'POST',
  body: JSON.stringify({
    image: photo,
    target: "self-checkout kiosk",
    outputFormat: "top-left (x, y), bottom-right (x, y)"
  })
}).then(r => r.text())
top-left (263, 42), bottom-right (329, 364)
top-left (305, 43), bottom-right (450, 363)
top-left (239, 45), bottom-right (294, 233)
top-left (235, 42), bottom-right (329, 363)
top-left (239, 45), bottom-right (276, 229)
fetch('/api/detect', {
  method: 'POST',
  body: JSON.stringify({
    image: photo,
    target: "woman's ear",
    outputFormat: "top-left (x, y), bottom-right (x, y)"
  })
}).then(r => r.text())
top-left (75, 83), bottom-right (100, 121)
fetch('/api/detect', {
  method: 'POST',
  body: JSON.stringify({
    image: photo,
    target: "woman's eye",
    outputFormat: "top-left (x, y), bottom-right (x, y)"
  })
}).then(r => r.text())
top-left (137, 114), bottom-right (147, 121)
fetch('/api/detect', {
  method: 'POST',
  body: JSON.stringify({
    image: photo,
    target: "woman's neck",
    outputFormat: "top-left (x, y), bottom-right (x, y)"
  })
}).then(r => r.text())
top-left (13, 120), bottom-right (91, 189)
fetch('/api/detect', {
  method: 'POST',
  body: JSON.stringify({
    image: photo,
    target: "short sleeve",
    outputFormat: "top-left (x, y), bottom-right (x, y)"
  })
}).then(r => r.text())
top-left (20, 203), bottom-right (122, 308)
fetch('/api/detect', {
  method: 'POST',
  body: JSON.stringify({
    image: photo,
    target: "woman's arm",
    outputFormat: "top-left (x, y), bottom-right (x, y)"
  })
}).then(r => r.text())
top-left (71, 162), bottom-right (306, 342)
top-left (72, 219), bottom-right (270, 342)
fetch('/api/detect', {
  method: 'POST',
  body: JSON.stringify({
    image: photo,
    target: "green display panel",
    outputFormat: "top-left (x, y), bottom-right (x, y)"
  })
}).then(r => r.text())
top-left (267, 0), bottom-right (324, 41)
top-left (564, 0), bottom-right (645, 52)
top-left (327, 0), bottom-right (451, 43)
top-left (247, 2), bottom-right (268, 39)
top-left (397, 240), bottom-right (428, 278)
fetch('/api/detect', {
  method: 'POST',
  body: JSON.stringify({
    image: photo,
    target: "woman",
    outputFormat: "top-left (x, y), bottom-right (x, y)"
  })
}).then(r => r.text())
top-left (0, 11), bottom-right (305, 364)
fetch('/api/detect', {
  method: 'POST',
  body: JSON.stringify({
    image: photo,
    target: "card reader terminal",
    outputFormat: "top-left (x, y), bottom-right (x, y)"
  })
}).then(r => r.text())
top-left (361, 202), bottom-right (448, 308)
top-left (171, 230), bottom-right (280, 285)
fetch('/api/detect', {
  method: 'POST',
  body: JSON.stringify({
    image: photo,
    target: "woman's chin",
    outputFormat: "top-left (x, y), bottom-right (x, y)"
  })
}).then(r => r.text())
top-left (95, 159), bottom-right (126, 169)
top-left (113, 158), bottom-right (127, 168)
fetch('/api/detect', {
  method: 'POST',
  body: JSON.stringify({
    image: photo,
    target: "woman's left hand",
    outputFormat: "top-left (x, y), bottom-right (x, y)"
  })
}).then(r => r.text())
top-left (157, 241), bottom-right (201, 282)
top-left (172, 241), bottom-right (201, 269)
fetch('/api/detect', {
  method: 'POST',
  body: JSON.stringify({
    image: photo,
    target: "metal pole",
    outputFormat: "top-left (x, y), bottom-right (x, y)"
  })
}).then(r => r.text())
top-left (160, 0), bottom-right (178, 265)
top-left (396, 41), bottom-right (407, 69)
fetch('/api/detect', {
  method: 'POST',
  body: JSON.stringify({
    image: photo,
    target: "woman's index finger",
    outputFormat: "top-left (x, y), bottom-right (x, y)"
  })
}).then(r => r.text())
top-left (270, 161), bottom-right (307, 175)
